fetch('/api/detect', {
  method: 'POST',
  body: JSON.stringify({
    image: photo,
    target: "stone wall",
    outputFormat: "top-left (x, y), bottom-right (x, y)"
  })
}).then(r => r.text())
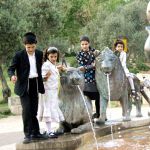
top-left (8, 96), bottom-right (22, 115)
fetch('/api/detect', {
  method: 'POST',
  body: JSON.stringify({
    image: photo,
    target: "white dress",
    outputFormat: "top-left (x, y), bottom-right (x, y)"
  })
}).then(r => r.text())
top-left (38, 60), bottom-right (64, 122)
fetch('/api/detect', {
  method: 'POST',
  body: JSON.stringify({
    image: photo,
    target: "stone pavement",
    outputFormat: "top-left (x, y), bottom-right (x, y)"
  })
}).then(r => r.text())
top-left (0, 115), bottom-right (47, 150)
top-left (0, 106), bottom-right (150, 150)
top-left (0, 115), bottom-right (23, 150)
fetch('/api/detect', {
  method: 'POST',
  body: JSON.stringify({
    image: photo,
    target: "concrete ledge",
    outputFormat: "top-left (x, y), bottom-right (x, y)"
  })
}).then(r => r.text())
top-left (16, 134), bottom-right (82, 150)
top-left (16, 116), bottom-right (150, 150)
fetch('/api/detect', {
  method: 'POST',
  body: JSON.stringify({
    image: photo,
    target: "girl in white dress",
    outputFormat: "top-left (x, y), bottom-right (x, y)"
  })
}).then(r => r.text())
top-left (38, 47), bottom-right (65, 138)
top-left (114, 40), bottom-right (136, 97)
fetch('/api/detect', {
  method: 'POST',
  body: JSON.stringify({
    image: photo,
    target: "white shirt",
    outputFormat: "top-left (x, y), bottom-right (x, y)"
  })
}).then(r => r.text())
top-left (27, 53), bottom-right (38, 78)
top-left (119, 51), bottom-right (129, 74)
top-left (42, 60), bottom-right (59, 90)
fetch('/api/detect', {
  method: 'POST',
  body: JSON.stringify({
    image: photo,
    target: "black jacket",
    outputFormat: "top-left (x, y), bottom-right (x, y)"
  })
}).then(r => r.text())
top-left (8, 49), bottom-right (45, 96)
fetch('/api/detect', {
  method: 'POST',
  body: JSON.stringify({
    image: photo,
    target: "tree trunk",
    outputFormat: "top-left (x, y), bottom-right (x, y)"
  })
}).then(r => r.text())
top-left (0, 65), bottom-right (11, 102)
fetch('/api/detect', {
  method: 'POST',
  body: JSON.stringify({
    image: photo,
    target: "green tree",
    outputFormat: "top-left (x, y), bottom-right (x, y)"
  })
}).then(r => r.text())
top-left (60, 0), bottom-right (100, 45)
top-left (81, 0), bottom-right (148, 63)
top-left (0, 0), bottom-right (22, 101)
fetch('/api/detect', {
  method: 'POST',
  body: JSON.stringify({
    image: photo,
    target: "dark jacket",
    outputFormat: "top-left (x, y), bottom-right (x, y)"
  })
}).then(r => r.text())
top-left (8, 49), bottom-right (45, 96)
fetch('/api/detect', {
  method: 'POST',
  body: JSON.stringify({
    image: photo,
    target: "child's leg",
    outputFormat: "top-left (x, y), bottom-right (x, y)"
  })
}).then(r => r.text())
top-left (83, 91), bottom-right (100, 118)
top-left (128, 76), bottom-right (135, 90)
top-left (45, 122), bottom-right (52, 133)
top-left (45, 121), bottom-right (58, 138)
top-left (88, 92), bottom-right (100, 118)
top-left (95, 93), bottom-right (100, 117)
top-left (128, 76), bottom-right (137, 97)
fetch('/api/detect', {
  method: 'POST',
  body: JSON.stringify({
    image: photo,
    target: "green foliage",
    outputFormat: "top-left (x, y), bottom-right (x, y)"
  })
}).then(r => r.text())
top-left (0, 109), bottom-right (11, 115)
top-left (0, 103), bottom-right (11, 119)
top-left (0, 0), bottom-right (149, 67)
top-left (65, 52), bottom-right (76, 57)
top-left (128, 67), bottom-right (140, 74)
top-left (81, 0), bottom-right (148, 64)
top-left (0, 100), bottom-right (7, 104)
top-left (60, 0), bottom-right (100, 44)
top-left (26, 0), bottom-right (62, 47)
top-left (60, 0), bottom-right (85, 43)
top-left (0, 0), bottom-right (65, 65)
top-left (66, 56), bottom-right (78, 67)
top-left (0, 0), bottom-right (21, 64)
top-left (128, 59), bottom-right (150, 73)
top-left (1, 0), bottom-right (149, 105)
top-left (136, 62), bottom-right (150, 71)
top-left (102, 0), bottom-right (127, 12)
top-left (47, 37), bottom-right (70, 54)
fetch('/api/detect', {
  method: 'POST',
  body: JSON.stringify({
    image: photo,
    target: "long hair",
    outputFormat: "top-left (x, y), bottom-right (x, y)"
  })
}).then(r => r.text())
top-left (43, 47), bottom-right (59, 63)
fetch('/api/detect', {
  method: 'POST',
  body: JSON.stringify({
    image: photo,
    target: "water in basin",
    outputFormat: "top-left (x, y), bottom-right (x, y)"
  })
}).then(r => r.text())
top-left (77, 126), bottom-right (150, 150)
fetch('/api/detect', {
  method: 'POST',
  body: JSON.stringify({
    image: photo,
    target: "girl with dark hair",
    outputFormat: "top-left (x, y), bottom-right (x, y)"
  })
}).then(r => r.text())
top-left (38, 47), bottom-right (65, 138)
top-left (114, 40), bottom-right (136, 97)
top-left (76, 35), bottom-right (100, 119)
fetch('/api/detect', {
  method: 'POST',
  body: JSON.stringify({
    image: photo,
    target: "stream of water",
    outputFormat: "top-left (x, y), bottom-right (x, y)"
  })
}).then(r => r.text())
top-left (106, 74), bottom-right (114, 140)
top-left (76, 72), bottom-right (150, 150)
top-left (77, 85), bottom-right (99, 150)
top-left (77, 125), bottom-right (150, 150)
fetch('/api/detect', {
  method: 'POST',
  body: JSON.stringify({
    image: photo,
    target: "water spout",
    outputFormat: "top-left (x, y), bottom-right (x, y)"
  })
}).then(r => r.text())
top-left (106, 74), bottom-right (114, 141)
top-left (77, 85), bottom-right (99, 150)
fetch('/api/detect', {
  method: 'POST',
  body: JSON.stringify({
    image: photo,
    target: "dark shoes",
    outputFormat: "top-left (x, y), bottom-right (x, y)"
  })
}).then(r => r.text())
top-left (92, 113), bottom-right (107, 121)
top-left (23, 137), bottom-right (32, 144)
top-left (31, 133), bottom-right (49, 141)
top-left (23, 134), bottom-right (48, 144)
top-left (43, 131), bottom-right (58, 138)
top-left (92, 113), bottom-right (100, 119)
top-left (48, 132), bottom-right (58, 138)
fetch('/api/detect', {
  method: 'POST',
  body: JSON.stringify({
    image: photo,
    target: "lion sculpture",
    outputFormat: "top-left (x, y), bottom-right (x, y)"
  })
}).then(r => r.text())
top-left (58, 67), bottom-right (92, 134)
top-left (95, 48), bottom-right (150, 124)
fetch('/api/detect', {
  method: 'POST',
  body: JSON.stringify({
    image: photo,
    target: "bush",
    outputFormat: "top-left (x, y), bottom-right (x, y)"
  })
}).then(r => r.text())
top-left (136, 63), bottom-right (150, 71)
top-left (128, 59), bottom-right (150, 73)
top-left (129, 67), bottom-right (140, 74)
top-left (65, 52), bottom-right (76, 57)
top-left (48, 37), bottom-right (70, 54)
top-left (66, 56), bottom-right (78, 67)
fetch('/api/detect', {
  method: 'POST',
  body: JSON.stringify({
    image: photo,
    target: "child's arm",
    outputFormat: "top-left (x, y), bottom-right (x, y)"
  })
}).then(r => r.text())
top-left (121, 52), bottom-right (127, 69)
top-left (57, 65), bottom-right (67, 72)
top-left (42, 63), bottom-right (51, 81)
top-left (78, 62), bottom-right (95, 72)
top-left (43, 71), bottom-right (51, 81)
top-left (8, 52), bottom-right (19, 83)
top-left (76, 53), bottom-right (95, 72)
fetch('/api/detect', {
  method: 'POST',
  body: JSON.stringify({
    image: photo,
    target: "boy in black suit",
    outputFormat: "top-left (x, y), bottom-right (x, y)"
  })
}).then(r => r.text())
top-left (8, 32), bottom-right (48, 144)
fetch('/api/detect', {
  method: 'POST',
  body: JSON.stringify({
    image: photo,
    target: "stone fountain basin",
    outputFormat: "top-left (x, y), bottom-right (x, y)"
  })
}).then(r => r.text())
top-left (16, 115), bottom-right (150, 150)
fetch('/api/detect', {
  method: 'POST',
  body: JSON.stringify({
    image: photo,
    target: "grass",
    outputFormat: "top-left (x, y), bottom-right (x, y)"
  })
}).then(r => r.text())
top-left (0, 102), bottom-right (8, 111)
top-left (0, 103), bottom-right (12, 119)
